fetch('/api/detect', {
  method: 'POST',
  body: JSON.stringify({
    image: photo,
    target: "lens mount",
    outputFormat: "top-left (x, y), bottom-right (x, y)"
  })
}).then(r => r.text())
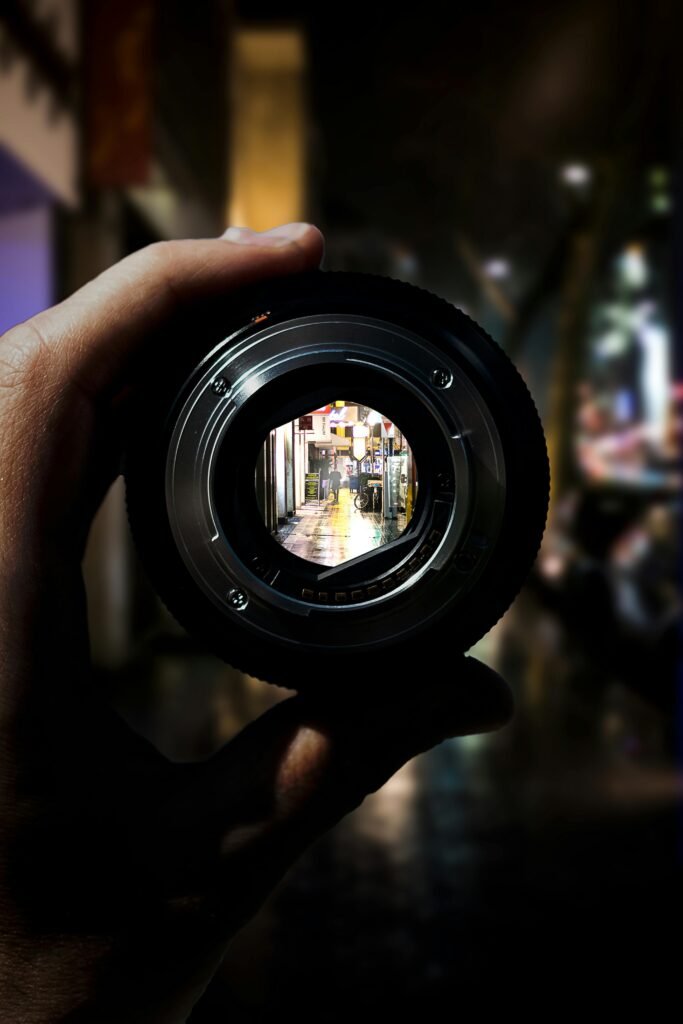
top-left (125, 270), bottom-right (549, 689)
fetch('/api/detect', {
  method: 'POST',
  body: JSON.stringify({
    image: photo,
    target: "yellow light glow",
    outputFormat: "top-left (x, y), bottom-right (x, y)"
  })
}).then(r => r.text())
top-left (228, 28), bottom-right (306, 230)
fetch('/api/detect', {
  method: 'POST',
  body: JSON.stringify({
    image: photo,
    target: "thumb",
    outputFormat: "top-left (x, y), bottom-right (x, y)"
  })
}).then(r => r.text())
top-left (187, 656), bottom-right (512, 931)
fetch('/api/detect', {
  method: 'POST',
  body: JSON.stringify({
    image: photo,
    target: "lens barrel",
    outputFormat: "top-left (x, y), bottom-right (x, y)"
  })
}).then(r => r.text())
top-left (124, 270), bottom-right (549, 689)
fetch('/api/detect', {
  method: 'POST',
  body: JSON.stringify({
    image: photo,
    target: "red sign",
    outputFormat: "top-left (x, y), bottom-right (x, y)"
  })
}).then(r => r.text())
top-left (383, 420), bottom-right (392, 432)
top-left (299, 415), bottom-right (313, 430)
top-left (85, 0), bottom-right (154, 186)
top-left (310, 405), bottom-right (332, 415)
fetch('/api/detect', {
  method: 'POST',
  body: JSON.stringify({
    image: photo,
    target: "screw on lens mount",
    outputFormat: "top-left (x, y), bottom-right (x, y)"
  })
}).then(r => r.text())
top-left (431, 367), bottom-right (453, 389)
top-left (227, 588), bottom-right (248, 610)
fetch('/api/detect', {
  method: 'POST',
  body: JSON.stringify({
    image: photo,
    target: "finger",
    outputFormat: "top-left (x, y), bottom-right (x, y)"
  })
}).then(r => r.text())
top-left (1, 223), bottom-right (324, 403)
top-left (183, 656), bottom-right (513, 932)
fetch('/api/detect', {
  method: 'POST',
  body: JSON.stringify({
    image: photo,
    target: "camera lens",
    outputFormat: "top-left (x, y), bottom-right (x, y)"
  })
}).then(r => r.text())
top-left (124, 270), bottom-right (549, 689)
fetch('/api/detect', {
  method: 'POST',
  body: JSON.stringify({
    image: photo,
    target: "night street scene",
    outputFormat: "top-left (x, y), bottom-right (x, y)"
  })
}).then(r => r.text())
top-left (0, 1), bottom-right (680, 1019)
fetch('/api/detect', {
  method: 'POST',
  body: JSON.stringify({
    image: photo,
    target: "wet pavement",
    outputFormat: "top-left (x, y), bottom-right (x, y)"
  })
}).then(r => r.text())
top-left (203, 610), bottom-right (678, 1015)
top-left (274, 486), bottom-right (407, 565)
top-left (105, 585), bottom-right (681, 1018)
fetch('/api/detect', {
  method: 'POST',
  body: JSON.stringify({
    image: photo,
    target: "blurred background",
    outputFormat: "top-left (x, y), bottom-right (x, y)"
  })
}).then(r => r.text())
top-left (1, 0), bottom-right (681, 1015)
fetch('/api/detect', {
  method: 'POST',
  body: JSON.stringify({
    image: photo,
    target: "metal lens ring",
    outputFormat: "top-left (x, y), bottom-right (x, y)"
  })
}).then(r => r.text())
top-left (165, 312), bottom-right (506, 652)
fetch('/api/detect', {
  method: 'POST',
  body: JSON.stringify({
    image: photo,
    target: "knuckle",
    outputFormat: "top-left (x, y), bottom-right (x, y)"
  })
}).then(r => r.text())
top-left (141, 238), bottom-right (174, 263)
top-left (131, 239), bottom-right (185, 301)
top-left (137, 239), bottom-right (182, 274)
top-left (0, 319), bottom-right (53, 394)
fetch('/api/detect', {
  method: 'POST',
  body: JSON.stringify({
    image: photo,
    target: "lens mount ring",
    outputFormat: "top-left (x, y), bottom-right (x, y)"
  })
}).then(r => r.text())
top-left (164, 311), bottom-right (505, 650)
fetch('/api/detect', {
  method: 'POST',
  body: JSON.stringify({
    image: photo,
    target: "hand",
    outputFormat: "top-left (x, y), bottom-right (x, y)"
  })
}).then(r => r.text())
top-left (0, 223), bottom-right (513, 1022)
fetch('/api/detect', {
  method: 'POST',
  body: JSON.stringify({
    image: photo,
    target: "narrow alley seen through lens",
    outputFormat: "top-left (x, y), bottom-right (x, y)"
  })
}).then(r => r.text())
top-left (256, 402), bottom-right (417, 566)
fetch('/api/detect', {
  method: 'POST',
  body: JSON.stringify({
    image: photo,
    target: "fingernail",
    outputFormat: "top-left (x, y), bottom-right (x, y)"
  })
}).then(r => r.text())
top-left (221, 226), bottom-right (256, 242)
top-left (243, 222), bottom-right (313, 245)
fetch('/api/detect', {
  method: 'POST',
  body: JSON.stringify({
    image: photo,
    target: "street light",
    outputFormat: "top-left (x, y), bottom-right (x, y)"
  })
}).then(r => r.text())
top-left (483, 258), bottom-right (510, 280)
top-left (560, 162), bottom-right (591, 187)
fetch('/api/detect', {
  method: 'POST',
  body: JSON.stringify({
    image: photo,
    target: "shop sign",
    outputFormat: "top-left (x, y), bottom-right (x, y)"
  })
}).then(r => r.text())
top-left (305, 472), bottom-right (320, 502)
top-left (352, 439), bottom-right (367, 461)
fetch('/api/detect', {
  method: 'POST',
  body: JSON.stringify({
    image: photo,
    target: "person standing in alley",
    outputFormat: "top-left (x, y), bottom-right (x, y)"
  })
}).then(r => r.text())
top-left (329, 465), bottom-right (342, 503)
top-left (320, 458), bottom-right (330, 500)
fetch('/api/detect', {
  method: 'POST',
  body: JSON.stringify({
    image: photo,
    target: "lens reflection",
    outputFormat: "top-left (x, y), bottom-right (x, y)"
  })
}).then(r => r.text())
top-left (256, 401), bottom-right (418, 566)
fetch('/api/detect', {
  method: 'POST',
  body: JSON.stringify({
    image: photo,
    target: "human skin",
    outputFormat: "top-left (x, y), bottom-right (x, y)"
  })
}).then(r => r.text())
top-left (0, 222), bottom-right (513, 1022)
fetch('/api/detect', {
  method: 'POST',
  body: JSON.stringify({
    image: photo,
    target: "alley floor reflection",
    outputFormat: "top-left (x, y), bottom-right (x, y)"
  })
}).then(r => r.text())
top-left (275, 487), bottom-right (407, 566)
top-left (103, 588), bottom-right (680, 1019)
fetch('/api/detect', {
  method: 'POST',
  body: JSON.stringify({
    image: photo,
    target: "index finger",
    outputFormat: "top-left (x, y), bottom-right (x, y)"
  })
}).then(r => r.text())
top-left (6, 224), bottom-right (325, 403)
